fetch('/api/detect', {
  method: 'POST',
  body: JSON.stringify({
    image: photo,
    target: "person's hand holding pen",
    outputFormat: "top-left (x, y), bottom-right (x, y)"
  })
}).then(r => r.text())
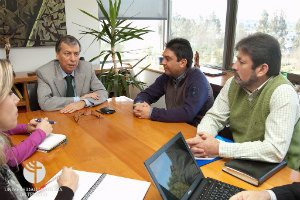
top-left (26, 118), bottom-right (40, 133)
top-left (35, 117), bottom-right (53, 136)
top-left (57, 167), bottom-right (79, 193)
top-left (27, 117), bottom-right (55, 135)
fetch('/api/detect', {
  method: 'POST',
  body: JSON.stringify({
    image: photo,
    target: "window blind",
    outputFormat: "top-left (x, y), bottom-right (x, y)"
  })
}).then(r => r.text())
top-left (98, 0), bottom-right (168, 20)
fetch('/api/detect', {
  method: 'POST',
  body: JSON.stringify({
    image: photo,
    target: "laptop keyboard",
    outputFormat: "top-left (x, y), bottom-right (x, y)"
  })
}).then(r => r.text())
top-left (198, 177), bottom-right (244, 200)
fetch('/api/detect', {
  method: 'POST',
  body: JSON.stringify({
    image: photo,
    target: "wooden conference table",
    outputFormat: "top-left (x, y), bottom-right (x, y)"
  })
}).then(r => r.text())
top-left (12, 96), bottom-right (300, 199)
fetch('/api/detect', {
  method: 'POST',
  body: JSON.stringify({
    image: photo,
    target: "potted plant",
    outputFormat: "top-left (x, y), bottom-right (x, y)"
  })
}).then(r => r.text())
top-left (76, 0), bottom-right (152, 97)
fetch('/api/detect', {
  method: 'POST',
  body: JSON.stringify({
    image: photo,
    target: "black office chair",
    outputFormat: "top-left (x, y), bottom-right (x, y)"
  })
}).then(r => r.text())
top-left (26, 82), bottom-right (41, 111)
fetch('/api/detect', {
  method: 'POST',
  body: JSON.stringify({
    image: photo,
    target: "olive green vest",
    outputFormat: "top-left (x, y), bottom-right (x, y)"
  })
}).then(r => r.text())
top-left (228, 75), bottom-right (300, 170)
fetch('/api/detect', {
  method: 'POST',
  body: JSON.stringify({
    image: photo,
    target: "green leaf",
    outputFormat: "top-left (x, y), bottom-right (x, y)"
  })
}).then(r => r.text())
top-left (102, 20), bottom-right (113, 41)
top-left (89, 50), bottom-right (109, 62)
top-left (73, 22), bottom-right (98, 32)
top-left (101, 67), bottom-right (114, 94)
top-left (120, 75), bottom-right (130, 97)
top-left (79, 9), bottom-right (99, 21)
top-left (100, 53), bottom-right (111, 73)
top-left (132, 55), bottom-right (148, 69)
top-left (116, 0), bottom-right (121, 17)
top-left (107, 84), bottom-right (112, 94)
top-left (116, 18), bottom-right (127, 27)
top-left (89, 54), bottom-right (101, 62)
top-left (109, 0), bottom-right (116, 28)
top-left (116, 51), bottom-right (122, 67)
top-left (118, 78), bottom-right (123, 96)
top-left (113, 74), bottom-right (119, 96)
top-left (97, 0), bottom-right (110, 22)
top-left (134, 63), bottom-right (151, 78)
top-left (128, 73), bottom-right (143, 91)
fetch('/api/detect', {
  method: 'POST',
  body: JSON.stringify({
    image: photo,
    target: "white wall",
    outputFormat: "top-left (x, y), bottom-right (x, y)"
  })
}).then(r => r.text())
top-left (0, 0), bottom-right (99, 72)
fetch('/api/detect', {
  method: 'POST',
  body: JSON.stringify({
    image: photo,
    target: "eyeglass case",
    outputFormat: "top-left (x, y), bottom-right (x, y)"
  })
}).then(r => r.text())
top-left (97, 107), bottom-right (116, 114)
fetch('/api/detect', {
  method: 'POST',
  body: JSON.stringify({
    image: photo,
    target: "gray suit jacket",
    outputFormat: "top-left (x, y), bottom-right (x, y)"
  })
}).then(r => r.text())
top-left (36, 60), bottom-right (108, 111)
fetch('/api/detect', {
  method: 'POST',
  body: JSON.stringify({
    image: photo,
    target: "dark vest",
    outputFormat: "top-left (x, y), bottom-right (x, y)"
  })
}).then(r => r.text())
top-left (164, 68), bottom-right (214, 126)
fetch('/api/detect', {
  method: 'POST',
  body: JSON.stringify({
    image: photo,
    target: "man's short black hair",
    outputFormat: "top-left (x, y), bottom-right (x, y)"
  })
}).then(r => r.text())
top-left (166, 38), bottom-right (193, 68)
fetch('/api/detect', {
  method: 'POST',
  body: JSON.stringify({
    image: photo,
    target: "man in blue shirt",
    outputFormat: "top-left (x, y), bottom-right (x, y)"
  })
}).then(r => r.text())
top-left (133, 38), bottom-right (214, 126)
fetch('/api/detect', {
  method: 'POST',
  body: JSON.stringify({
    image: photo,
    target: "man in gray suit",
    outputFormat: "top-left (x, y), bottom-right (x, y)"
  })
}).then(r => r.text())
top-left (37, 35), bottom-right (108, 113)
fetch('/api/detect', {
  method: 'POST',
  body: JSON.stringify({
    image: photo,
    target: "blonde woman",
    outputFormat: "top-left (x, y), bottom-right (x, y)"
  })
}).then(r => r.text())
top-left (2, 72), bottom-right (52, 167)
top-left (0, 59), bottom-right (78, 199)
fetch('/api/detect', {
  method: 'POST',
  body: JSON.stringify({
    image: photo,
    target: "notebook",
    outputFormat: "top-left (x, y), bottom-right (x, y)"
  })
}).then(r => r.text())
top-left (29, 170), bottom-right (150, 200)
top-left (37, 133), bottom-right (67, 152)
top-left (144, 132), bottom-right (244, 200)
top-left (222, 159), bottom-right (287, 186)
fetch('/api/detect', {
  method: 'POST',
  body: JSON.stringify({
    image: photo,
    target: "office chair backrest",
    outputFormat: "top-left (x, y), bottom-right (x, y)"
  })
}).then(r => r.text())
top-left (27, 82), bottom-right (41, 111)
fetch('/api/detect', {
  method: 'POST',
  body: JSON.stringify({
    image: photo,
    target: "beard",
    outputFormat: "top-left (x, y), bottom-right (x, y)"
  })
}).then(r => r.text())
top-left (234, 71), bottom-right (258, 89)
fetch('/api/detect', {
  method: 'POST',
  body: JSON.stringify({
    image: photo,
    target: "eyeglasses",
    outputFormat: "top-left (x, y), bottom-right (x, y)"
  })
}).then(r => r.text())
top-left (73, 109), bottom-right (101, 123)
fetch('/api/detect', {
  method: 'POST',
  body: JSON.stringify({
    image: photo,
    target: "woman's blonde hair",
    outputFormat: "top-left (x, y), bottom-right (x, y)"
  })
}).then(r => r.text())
top-left (0, 59), bottom-right (13, 102)
top-left (0, 59), bottom-right (14, 165)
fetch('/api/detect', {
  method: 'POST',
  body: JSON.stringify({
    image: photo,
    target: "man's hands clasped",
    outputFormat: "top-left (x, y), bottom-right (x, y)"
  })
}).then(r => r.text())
top-left (186, 132), bottom-right (220, 158)
top-left (133, 102), bottom-right (151, 119)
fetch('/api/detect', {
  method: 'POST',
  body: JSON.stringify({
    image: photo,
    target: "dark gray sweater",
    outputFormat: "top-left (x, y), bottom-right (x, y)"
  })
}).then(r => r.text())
top-left (134, 67), bottom-right (214, 126)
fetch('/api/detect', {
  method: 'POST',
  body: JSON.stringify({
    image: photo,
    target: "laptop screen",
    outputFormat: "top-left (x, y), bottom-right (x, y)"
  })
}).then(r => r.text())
top-left (145, 132), bottom-right (204, 200)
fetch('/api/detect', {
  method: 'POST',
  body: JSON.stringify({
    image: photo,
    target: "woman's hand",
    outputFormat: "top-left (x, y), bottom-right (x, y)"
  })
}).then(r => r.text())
top-left (36, 118), bottom-right (53, 136)
top-left (26, 119), bottom-right (39, 133)
top-left (57, 167), bottom-right (79, 192)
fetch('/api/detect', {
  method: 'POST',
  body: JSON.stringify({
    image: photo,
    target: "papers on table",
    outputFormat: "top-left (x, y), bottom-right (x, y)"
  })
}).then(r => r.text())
top-left (29, 170), bottom-right (150, 200)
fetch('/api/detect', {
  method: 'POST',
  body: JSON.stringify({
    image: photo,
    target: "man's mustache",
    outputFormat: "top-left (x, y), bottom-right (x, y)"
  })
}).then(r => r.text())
top-left (233, 71), bottom-right (239, 78)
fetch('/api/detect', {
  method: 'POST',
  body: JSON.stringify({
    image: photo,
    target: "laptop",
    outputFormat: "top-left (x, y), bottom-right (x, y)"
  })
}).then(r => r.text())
top-left (144, 132), bottom-right (244, 200)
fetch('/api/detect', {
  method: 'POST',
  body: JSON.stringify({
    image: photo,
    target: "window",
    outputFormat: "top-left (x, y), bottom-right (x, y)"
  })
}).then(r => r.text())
top-left (235, 0), bottom-right (300, 75)
top-left (100, 20), bottom-right (165, 66)
top-left (99, 0), bottom-right (300, 77)
top-left (170, 0), bottom-right (227, 67)
top-left (98, 0), bottom-right (167, 67)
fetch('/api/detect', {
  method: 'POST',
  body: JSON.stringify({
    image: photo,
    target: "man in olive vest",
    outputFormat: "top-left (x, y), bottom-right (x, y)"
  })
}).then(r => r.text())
top-left (187, 33), bottom-right (300, 170)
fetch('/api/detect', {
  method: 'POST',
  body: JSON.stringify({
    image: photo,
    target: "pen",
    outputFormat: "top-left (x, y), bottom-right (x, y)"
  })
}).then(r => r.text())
top-left (35, 119), bottom-right (56, 124)
top-left (38, 166), bottom-right (74, 191)
top-left (38, 177), bottom-right (57, 191)
top-left (38, 173), bottom-right (60, 191)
